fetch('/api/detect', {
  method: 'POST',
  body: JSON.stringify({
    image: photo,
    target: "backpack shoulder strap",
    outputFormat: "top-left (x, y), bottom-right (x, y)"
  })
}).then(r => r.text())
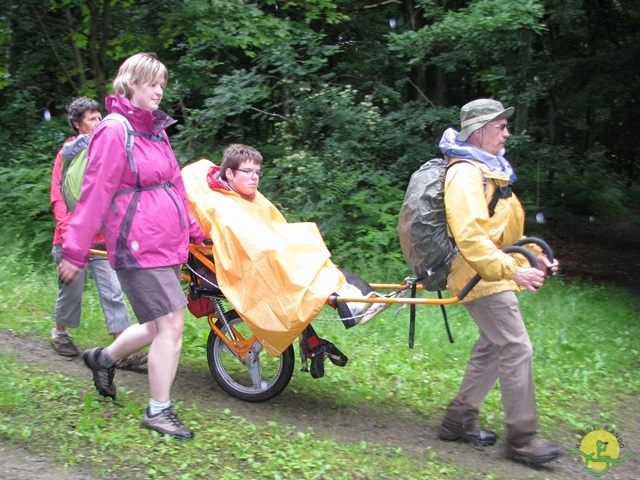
top-left (61, 134), bottom-right (90, 166)
top-left (101, 113), bottom-right (166, 173)
top-left (446, 158), bottom-right (511, 218)
top-left (103, 113), bottom-right (137, 172)
top-left (446, 158), bottom-right (487, 191)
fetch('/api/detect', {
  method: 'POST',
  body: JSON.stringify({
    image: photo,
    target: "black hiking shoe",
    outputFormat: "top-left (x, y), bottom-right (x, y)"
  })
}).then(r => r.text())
top-left (82, 347), bottom-right (116, 399)
top-left (438, 423), bottom-right (497, 447)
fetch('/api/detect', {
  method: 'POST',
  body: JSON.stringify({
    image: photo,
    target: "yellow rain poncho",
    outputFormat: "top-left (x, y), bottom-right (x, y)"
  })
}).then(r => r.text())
top-left (182, 159), bottom-right (345, 356)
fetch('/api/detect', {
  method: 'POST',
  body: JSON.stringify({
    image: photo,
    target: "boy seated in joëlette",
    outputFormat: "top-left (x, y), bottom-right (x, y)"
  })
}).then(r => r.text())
top-left (181, 144), bottom-right (390, 377)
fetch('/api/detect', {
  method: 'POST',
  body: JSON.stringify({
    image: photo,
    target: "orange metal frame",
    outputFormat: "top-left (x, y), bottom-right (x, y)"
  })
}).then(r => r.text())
top-left (90, 238), bottom-right (550, 359)
top-left (184, 244), bottom-right (462, 306)
top-left (89, 244), bottom-right (462, 308)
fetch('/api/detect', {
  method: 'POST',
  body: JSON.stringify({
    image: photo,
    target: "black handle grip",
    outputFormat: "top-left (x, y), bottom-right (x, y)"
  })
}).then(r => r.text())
top-left (456, 238), bottom-right (551, 300)
top-left (515, 237), bottom-right (554, 276)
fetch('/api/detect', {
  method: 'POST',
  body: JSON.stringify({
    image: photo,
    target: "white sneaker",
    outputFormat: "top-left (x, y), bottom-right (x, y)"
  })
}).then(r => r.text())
top-left (356, 292), bottom-right (391, 325)
top-left (336, 282), bottom-right (369, 319)
top-left (336, 283), bottom-right (393, 325)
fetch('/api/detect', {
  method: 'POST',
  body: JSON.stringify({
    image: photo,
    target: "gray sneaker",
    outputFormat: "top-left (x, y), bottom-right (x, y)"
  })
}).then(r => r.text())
top-left (141, 406), bottom-right (194, 439)
top-left (82, 347), bottom-right (116, 399)
top-left (115, 351), bottom-right (148, 371)
top-left (51, 328), bottom-right (80, 357)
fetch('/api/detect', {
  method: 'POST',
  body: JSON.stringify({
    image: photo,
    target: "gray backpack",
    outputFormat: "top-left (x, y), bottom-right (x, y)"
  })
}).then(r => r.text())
top-left (398, 158), bottom-right (513, 347)
top-left (398, 158), bottom-right (488, 291)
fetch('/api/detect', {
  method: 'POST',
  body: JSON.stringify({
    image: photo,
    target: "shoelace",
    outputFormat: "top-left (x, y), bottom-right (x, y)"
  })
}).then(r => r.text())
top-left (98, 363), bottom-right (115, 385)
top-left (161, 408), bottom-right (185, 427)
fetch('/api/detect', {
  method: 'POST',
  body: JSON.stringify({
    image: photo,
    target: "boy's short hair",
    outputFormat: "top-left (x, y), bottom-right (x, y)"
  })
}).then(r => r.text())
top-left (220, 144), bottom-right (263, 180)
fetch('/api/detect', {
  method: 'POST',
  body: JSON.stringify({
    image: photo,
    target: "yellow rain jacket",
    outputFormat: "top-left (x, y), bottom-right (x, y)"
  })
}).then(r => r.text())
top-left (182, 159), bottom-right (345, 356)
top-left (444, 159), bottom-right (540, 302)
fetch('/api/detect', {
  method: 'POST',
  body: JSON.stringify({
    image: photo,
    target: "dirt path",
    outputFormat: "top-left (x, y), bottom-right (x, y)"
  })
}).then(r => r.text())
top-left (2, 213), bottom-right (639, 479)
top-left (1, 328), bottom-right (639, 480)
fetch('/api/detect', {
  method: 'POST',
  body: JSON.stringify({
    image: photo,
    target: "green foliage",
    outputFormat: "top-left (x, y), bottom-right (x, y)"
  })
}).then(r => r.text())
top-left (513, 142), bottom-right (630, 219)
top-left (388, 0), bottom-right (546, 69)
top-left (281, 84), bottom-right (382, 151)
top-left (0, 360), bottom-right (459, 479)
top-left (0, 119), bottom-right (68, 261)
top-left (260, 146), bottom-right (406, 280)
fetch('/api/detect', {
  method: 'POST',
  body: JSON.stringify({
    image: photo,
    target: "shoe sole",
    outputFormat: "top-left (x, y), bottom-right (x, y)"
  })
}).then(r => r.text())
top-left (438, 429), bottom-right (497, 447)
top-left (82, 349), bottom-right (116, 399)
top-left (359, 301), bottom-right (391, 325)
top-left (336, 303), bottom-right (357, 328)
top-left (53, 348), bottom-right (80, 357)
top-left (141, 420), bottom-right (195, 440)
top-left (51, 341), bottom-right (80, 357)
top-left (115, 358), bottom-right (148, 371)
top-left (504, 450), bottom-right (560, 465)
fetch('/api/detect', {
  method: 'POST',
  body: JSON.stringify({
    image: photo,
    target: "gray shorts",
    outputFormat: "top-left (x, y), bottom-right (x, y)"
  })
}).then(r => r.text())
top-left (116, 266), bottom-right (187, 324)
top-left (51, 245), bottom-right (132, 334)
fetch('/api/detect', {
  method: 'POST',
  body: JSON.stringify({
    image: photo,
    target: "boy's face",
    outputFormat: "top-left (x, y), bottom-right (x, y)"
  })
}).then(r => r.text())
top-left (74, 110), bottom-right (102, 135)
top-left (226, 159), bottom-right (262, 198)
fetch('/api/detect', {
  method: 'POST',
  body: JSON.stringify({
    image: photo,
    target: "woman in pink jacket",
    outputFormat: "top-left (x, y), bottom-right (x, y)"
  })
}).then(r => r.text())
top-left (58, 52), bottom-right (206, 439)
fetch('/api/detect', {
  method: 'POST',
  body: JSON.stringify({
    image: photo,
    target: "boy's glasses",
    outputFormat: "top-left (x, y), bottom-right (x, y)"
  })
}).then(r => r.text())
top-left (235, 168), bottom-right (264, 178)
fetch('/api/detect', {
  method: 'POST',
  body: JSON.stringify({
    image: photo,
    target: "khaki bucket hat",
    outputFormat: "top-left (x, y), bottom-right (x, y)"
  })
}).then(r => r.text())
top-left (457, 99), bottom-right (514, 142)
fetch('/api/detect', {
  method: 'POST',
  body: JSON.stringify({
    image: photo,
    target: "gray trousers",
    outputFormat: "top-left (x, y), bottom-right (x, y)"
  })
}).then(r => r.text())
top-left (52, 245), bottom-right (132, 335)
top-left (443, 290), bottom-right (536, 445)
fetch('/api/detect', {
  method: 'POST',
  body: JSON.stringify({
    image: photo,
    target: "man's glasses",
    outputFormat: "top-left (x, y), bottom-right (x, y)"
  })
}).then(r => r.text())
top-left (234, 168), bottom-right (264, 178)
top-left (486, 123), bottom-right (509, 131)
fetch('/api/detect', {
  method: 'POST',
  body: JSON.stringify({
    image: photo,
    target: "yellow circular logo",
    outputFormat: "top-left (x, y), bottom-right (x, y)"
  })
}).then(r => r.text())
top-left (579, 430), bottom-right (620, 472)
top-left (571, 428), bottom-right (637, 477)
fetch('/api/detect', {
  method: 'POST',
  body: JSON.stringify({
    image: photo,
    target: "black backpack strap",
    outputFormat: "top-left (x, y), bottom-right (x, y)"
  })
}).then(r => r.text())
top-left (408, 282), bottom-right (417, 349)
top-left (448, 158), bottom-right (513, 218)
top-left (123, 131), bottom-right (166, 172)
top-left (438, 290), bottom-right (454, 343)
top-left (487, 184), bottom-right (512, 217)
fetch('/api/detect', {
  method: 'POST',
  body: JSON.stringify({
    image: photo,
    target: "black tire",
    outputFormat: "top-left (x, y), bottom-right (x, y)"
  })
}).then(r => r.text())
top-left (206, 310), bottom-right (295, 402)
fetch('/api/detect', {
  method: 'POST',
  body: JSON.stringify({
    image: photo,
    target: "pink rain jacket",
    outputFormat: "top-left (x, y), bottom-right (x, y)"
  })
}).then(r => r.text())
top-left (62, 94), bottom-right (205, 270)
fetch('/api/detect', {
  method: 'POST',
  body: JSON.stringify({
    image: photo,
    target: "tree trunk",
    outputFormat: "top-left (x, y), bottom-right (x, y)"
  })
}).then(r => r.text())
top-left (87, 0), bottom-right (111, 103)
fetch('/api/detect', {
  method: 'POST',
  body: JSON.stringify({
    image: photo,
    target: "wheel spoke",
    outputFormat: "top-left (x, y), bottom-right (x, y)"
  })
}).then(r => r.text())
top-left (206, 310), bottom-right (295, 402)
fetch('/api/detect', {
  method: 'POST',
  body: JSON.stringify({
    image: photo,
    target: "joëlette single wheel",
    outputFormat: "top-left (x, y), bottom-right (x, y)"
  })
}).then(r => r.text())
top-left (206, 310), bottom-right (295, 402)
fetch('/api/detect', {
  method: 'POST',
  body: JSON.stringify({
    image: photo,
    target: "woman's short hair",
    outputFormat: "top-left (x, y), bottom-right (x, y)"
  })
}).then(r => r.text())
top-left (220, 144), bottom-right (263, 180)
top-left (112, 52), bottom-right (169, 99)
top-left (66, 97), bottom-right (101, 131)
